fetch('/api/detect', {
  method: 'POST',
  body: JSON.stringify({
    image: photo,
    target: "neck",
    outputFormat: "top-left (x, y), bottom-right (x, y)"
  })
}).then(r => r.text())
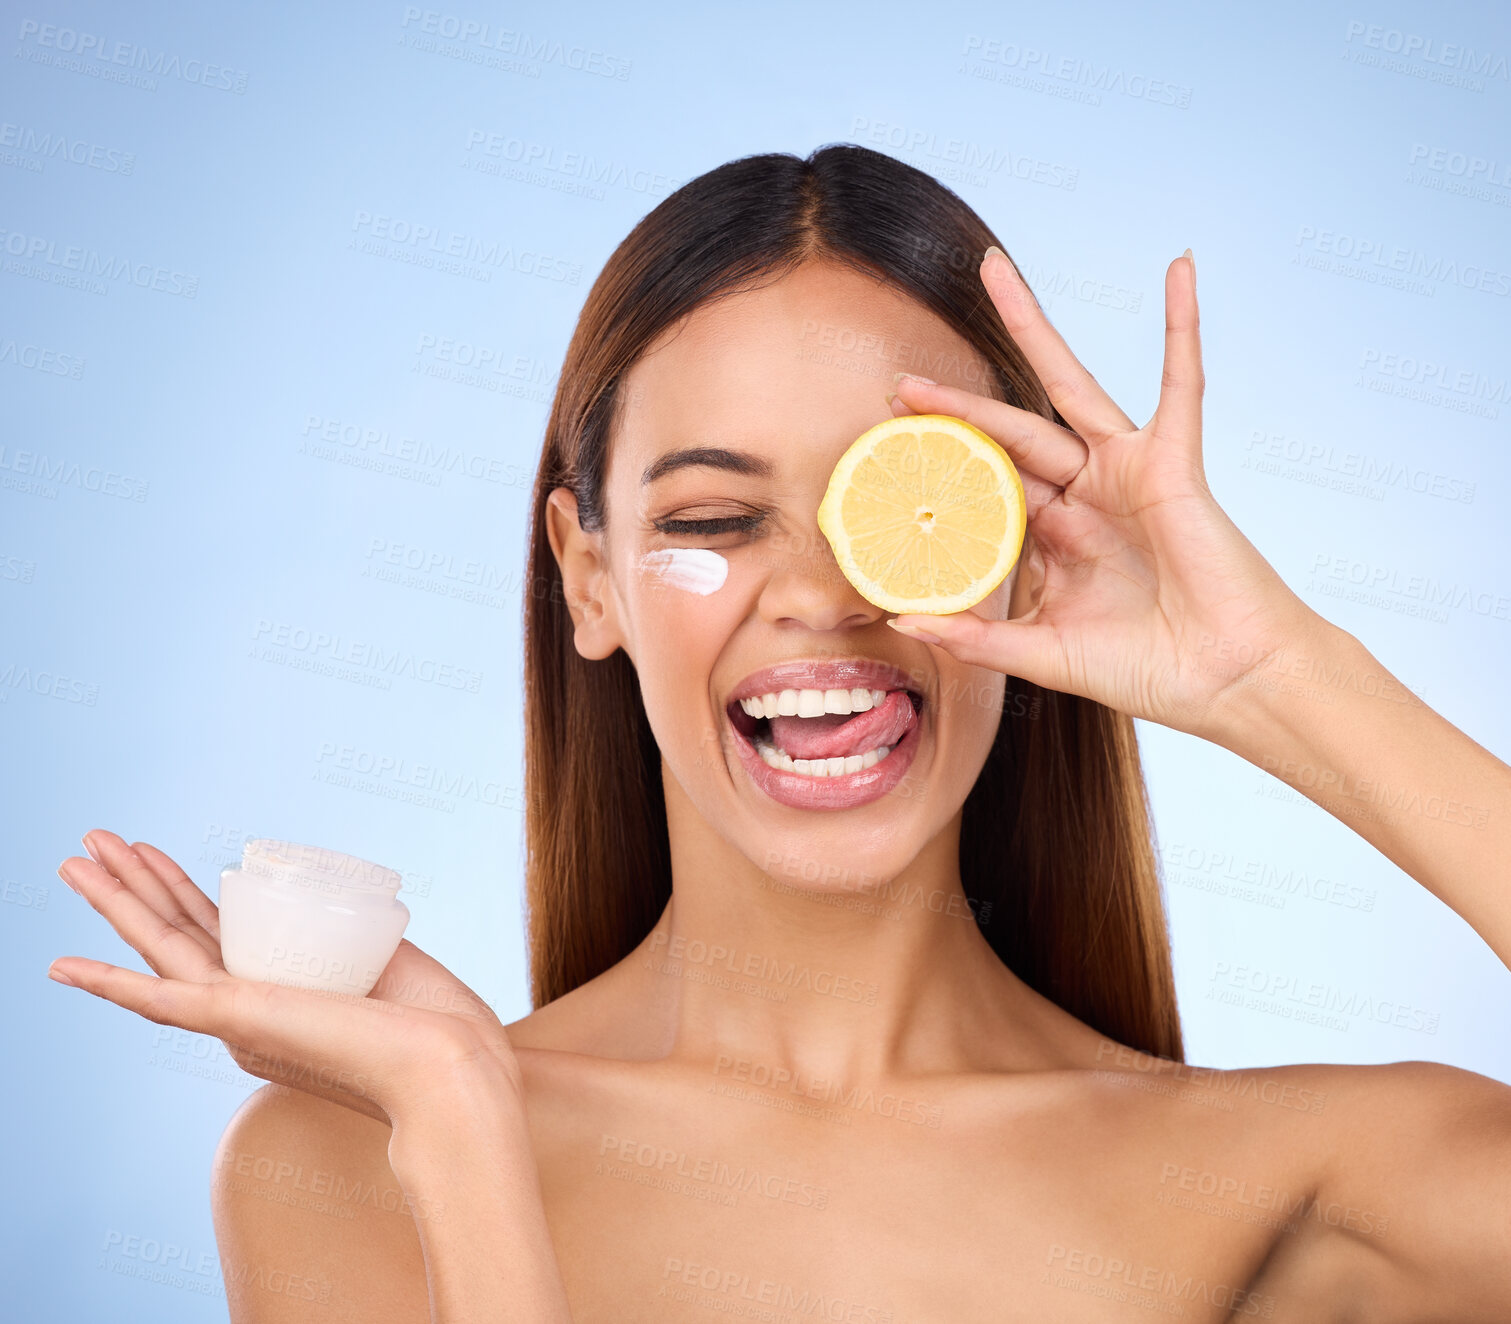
top-left (622, 762), bottom-right (1078, 1084)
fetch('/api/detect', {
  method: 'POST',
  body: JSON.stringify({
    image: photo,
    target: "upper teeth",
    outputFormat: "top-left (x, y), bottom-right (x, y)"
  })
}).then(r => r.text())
top-left (738, 688), bottom-right (887, 719)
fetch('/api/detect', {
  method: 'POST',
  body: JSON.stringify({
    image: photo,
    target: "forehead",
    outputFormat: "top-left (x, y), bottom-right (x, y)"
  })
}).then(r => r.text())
top-left (611, 260), bottom-right (993, 474)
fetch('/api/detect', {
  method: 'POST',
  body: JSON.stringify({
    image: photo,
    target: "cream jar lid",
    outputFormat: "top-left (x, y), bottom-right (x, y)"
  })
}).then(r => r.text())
top-left (237, 837), bottom-right (402, 898)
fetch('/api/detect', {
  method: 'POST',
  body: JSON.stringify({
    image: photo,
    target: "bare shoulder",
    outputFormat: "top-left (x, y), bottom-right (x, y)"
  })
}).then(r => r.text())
top-left (1255, 1057), bottom-right (1511, 1319)
top-left (1281, 1054), bottom-right (1511, 1158)
top-left (1240, 1055), bottom-right (1511, 1214)
top-left (212, 1084), bottom-right (429, 1323)
top-left (1080, 1045), bottom-right (1511, 1189)
top-left (1084, 1050), bottom-right (1511, 1319)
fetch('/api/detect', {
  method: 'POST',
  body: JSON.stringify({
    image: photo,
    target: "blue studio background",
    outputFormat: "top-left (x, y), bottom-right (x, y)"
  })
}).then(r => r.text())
top-left (3, 0), bottom-right (1509, 1317)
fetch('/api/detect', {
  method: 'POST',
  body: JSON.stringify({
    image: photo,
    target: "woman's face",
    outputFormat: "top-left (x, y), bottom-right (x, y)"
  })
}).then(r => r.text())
top-left (548, 259), bottom-right (1032, 889)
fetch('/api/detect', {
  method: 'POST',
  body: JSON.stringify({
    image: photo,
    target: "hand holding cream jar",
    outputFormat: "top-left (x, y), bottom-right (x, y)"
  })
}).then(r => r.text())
top-left (218, 838), bottom-right (410, 995)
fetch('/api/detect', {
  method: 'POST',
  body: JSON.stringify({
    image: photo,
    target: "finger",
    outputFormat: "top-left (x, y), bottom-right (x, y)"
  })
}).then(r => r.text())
top-left (1153, 250), bottom-right (1204, 463)
top-left (889, 610), bottom-right (1069, 690)
top-left (59, 851), bottom-right (225, 981)
top-left (130, 838), bottom-right (222, 941)
top-left (885, 383), bottom-right (1071, 520)
top-left (888, 373), bottom-right (1087, 489)
top-left (48, 955), bottom-right (230, 1023)
top-left (81, 830), bottom-right (222, 959)
top-left (979, 246), bottom-right (1136, 445)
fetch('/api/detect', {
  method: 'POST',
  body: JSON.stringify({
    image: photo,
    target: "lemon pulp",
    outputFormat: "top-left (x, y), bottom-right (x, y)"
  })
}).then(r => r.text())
top-left (817, 414), bottom-right (1026, 615)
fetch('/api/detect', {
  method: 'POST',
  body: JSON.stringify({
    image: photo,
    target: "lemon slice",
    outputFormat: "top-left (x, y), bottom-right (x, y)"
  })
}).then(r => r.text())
top-left (817, 414), bottom-right (1026, 615)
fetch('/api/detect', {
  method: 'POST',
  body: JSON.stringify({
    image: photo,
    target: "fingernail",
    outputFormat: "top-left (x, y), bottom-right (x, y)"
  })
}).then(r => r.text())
top-left (82, 831), bottom-right (102, 862)
top-left (983, 244), bottom-right (1008, 270)
top-left (1183, 247), bottom-right (1195, 285)
top-left (888, 619), bottom-right (943, 645)
top-left (48, 964), bottom-right (76, 987)
top-left (57, 863), bottom-right (80, 893)
top-left (891, 371), bottom-right (935, 388)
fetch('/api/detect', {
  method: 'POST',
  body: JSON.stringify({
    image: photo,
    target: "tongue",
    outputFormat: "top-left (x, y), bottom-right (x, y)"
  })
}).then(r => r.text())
top-left (768, 690), bottom-right (916, 760)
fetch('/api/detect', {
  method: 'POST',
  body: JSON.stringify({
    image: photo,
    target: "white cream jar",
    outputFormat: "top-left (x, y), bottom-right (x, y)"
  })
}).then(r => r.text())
top-left (218, 838), bottom-right (409, 994)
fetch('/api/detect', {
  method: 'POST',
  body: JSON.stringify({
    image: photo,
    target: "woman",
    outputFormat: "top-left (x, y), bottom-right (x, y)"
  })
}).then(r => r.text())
top-left (50, 145), bottom-right (1511, 1320)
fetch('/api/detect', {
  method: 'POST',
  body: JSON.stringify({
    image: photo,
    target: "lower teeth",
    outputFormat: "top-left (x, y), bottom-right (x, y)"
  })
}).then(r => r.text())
top-left (754, 738), bottom-right (892, 778)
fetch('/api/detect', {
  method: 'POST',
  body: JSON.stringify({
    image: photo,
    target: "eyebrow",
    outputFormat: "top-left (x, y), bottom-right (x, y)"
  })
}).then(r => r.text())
top-left (641, 446), bottom-right (775, 485)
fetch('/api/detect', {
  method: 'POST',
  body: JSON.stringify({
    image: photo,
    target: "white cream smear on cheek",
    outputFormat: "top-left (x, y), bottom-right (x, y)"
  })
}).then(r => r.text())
top-left (637, 548), bottom-right (729, 595)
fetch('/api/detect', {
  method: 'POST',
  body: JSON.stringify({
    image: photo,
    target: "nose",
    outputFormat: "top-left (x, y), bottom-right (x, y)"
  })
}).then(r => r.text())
top-left (755, 527), bottom-right (886, 633)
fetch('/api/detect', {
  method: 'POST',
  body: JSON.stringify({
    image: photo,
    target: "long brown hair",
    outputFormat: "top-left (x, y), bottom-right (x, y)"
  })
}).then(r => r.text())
top-left (523, 144), bottom-right (1183, 1062)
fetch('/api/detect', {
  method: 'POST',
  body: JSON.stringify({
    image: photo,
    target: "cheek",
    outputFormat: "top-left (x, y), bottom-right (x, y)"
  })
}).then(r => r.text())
top-left (629, 550), bottom-right (747, 636)
top-left (624, 554), bottom-right (758, 782)
top-left (624, 549), bottom-right (750, 700)
top-left (934, 655), bottom-right (1007, 760)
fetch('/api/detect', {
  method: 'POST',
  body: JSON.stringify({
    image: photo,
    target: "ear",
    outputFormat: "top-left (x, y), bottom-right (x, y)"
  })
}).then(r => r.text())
top-left (545, 487), bottom-right (625, 661)
top-left (1007, 527), bottom-right (1045, 620)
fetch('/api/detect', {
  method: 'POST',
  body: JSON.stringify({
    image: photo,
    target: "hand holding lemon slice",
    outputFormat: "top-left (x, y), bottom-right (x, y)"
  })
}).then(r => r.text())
top-left (817, 414), bottom-right (1027, 615)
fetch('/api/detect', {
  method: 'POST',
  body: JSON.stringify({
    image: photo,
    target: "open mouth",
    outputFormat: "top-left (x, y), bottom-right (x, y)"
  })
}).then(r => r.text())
top-left (728, 685), bottom-right (921, 776)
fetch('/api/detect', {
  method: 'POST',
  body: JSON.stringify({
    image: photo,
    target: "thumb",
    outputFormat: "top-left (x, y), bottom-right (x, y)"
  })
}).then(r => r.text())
top-left (888, 612), bottom-right (1064, 688)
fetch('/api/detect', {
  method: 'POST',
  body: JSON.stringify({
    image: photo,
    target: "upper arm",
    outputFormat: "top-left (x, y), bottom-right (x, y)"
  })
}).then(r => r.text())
top-left (211, 1084), bottom-right (430, 1323)
top-left (1309, 1061), bottom-right (1511, 1320)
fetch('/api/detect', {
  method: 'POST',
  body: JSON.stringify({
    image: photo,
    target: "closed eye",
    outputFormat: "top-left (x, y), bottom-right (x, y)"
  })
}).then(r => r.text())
top-left (652, 514), bottom-right (766, 537)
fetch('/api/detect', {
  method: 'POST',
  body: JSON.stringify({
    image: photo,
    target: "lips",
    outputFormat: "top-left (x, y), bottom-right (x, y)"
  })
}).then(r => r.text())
top-left (724, 659), bottom-right (924, 811)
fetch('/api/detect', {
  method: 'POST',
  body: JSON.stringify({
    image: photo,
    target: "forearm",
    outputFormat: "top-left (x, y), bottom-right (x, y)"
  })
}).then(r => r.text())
top-left (386, 1064), bottom-right (573, 1323)
top-left (1204, 615), bottom-right (1511, 968)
